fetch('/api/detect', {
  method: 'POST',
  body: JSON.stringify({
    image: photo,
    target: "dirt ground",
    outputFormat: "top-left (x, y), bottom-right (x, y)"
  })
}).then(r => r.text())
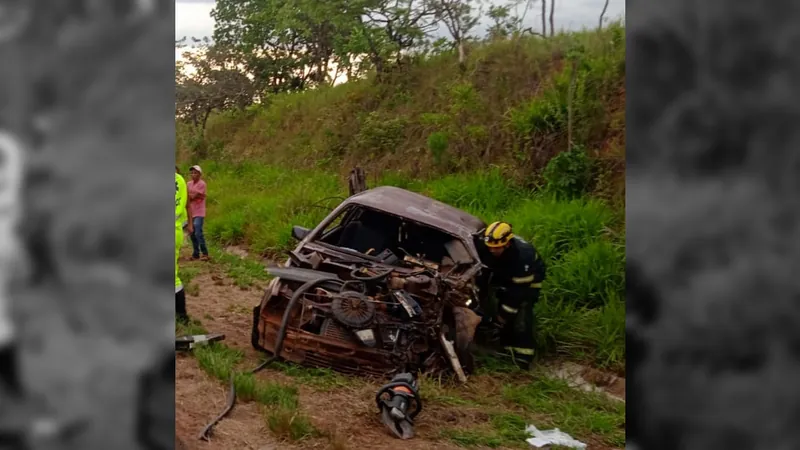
top-left (175, 258), bottom-right (624, 450)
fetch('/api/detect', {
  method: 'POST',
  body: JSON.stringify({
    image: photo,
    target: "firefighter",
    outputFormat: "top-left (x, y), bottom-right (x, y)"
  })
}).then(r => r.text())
top-left (477, 221), bottom-right (546, 369)
top-left (175, 168), bottom-right (192, 323)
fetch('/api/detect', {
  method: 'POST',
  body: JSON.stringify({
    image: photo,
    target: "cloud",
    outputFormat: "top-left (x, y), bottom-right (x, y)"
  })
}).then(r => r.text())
top-left (175, 2), bottom-right (215, 41)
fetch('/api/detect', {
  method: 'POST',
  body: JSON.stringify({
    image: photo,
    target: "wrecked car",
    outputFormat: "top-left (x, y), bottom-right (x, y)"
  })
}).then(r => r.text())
top-left (251, 186), bottom-right (490, 381)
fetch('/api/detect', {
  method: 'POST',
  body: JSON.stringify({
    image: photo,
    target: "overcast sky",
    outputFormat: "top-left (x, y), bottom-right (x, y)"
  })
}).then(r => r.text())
top-left (176, 0), bottom-right (625, 46)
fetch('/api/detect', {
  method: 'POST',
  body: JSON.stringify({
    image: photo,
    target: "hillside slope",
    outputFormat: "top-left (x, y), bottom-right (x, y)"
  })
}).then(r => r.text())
top-left (177, 23), bottom-right (625, 202)
top-left (175, 25), bottom-right (627, 374)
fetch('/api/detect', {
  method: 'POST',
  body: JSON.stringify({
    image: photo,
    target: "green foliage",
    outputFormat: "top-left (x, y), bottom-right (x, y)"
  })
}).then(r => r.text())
top-left (427, 131), bottom-right (449, 164)
top-left (465, 124), bottom-right (488, 140)
top-left (422, 168), bottom-right (522, 215)
top-left (448, 81), bottom-right (482, 115)
top-left (503, 194), bottom-right (614, 260)
top-left (175, 41), bottom-right (257, 130)
top-left (179, 25), bottom-right (626, 184)
top-left (506, 24), bottom-right (626, 154)
top-left (508, 93), bottom-right (564, 135)
top-left (355, 112), bottom-right (409, 154)
top-left (419, 112), bottom-right (450, 127)
top-left (486, 3), bottom-right (522, 39)
top-left (546, 241), bottom-right (625, 309)
top-left (542, 146), bottom-right (593, 199)
top-left (212, 0), bottom-right (436, 90)
top-left (198, 162), bottom-right (345, 257)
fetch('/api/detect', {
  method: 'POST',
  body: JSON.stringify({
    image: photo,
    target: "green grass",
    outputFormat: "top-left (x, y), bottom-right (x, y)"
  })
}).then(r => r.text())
top-left (185, 337), bottom-right (318, 442)
top-left (271, 362), bottom-right (355, 391)
top-left (436, 369), bottom-right (625, 448)
top-left (502, 374), bottom-right (625, 447)
top-left (194, 342), bottom-right (244, 380)
top-left (265, 406), bottom-right (319, 442)
top-left (175, 318), bottom-right (207, 337)
top-left (232, 372), bottom-right (298, 408)
top-left (184, 162), bottom-right (345, 258)
top-left (179, 243), bottom-right (272, 288)
top-left (207, 245), bottom-right (273, 287)
top-left (185, 162), bottom-right (625, 372)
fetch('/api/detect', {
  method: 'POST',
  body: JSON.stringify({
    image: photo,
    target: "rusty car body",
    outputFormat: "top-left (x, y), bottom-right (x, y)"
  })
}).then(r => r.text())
top-left (251, 186), bottom-right (489, 380)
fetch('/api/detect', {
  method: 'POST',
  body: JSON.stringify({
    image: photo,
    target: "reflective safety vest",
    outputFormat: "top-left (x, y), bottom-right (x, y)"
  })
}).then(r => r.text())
top-left (175, 173), bottom-right (187, 227)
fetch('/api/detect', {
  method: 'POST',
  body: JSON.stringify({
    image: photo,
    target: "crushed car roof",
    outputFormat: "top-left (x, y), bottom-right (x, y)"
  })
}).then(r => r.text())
top-left (346, 186), bottom-right (486, 237)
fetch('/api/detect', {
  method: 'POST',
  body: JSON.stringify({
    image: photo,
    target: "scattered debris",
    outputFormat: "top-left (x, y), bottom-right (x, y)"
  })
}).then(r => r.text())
top-left (224, 245), bottom-right (249, 258)
top-left (546, 361), bottom-right (625, 402)
top-left (525, 425), bottom-right (586, 449)
top-left (175, 333), bottom-right (225, 352)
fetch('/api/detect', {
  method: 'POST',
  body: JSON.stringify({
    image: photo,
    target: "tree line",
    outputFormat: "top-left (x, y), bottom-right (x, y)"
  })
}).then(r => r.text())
top-left (176, 0), bottom-right (613, 132)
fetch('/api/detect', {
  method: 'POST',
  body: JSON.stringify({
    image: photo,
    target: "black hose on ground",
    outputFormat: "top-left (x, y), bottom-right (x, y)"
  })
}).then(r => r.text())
top-left (197, 277), bottom-right (345, 441)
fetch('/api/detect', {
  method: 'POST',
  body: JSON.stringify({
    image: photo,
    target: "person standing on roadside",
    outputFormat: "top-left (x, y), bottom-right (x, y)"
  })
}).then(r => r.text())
top-left (187, 165), bottom-right (209, 261)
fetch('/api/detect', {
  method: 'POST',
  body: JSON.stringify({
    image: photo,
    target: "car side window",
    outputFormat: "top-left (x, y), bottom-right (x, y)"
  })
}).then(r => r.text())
top-left (319, 206), bottom-right (358, 242)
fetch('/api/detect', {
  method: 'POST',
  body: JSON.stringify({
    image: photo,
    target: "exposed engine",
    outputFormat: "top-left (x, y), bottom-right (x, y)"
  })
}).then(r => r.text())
top-left (253, 258), bottom-right (479, 380)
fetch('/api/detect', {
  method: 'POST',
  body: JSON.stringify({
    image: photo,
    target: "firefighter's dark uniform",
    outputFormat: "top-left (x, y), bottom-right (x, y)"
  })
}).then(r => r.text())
top-left (479, 235), bottom-right (546, 365)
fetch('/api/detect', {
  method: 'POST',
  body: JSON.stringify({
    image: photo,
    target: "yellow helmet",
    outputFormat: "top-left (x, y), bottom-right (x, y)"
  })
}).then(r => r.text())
top-left (484, 221), bottom-right (514, 248)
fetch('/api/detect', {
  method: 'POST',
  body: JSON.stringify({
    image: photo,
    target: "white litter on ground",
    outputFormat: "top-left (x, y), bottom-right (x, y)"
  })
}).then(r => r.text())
top-left (525, 425), bottom-right (586, 449)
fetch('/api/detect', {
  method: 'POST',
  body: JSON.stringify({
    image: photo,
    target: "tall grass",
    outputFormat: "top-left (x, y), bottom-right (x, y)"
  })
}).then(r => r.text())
top-left (185, 162), bottom-right (625, 372)
top-left (176, 23), bottom-right (625, 188)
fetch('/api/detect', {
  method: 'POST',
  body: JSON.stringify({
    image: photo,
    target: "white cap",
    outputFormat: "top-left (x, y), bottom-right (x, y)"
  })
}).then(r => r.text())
top-left (190, 165), bottom-right (202, 174)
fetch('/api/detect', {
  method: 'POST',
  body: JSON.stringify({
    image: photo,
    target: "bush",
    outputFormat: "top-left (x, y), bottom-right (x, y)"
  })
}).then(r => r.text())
top-left (542, 146), bottom-right (594, 199)
top-left (427, 131), bottom-right (449, 164)
top-left (508, 94), bottom-right (565, 136)
top-left (355, 111), bottom-right (408, 154)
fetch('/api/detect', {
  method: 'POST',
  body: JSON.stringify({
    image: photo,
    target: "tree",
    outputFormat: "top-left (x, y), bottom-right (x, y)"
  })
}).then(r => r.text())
top-left (427, 0), bottom-right (481, 70)
top-left (598, 0), bottom-right (610, 30)
top-left (211, 0), bottom-right (439, 86)
top-left (541, 0), bottom-right (546, 37)
top-left (353, 0), bottom-right (438, 78)
top-left (175, 40), bottom-right (257, 132)
top-left (486, 4), bottom-right (521, 40)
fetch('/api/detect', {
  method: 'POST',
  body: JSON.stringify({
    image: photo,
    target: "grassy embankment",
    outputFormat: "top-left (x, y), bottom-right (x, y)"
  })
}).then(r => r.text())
top-left (176, 24), bottom-right (626, 448)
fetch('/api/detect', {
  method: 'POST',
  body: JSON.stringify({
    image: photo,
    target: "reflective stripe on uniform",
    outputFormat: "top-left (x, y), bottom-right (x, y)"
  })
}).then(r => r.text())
top-left (512, 274), bottom-right (535, 284)
top-left (501, 304), bottom-right (518, 314)
top-left (175, 284), bottom-right (183, 294)
top-left (505, 346), bottom-right (535, 355)
top-left (530, 282), bottom-right (542, 288)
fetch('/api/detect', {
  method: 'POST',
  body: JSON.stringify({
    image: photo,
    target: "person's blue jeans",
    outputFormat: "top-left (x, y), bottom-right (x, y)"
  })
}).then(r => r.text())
top-left (190, 216), bottom-right (208, 258)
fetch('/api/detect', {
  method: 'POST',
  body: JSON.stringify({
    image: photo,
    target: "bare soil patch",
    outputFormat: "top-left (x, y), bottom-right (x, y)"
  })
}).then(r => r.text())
top-left (175, 256), bottom-right (624, 450)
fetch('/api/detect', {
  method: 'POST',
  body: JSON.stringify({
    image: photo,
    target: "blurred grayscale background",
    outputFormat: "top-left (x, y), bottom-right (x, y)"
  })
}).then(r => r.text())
top-left (626, 0), bottom-right (800, 449)
top-left (0, 1), bottom-right (176, 449)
